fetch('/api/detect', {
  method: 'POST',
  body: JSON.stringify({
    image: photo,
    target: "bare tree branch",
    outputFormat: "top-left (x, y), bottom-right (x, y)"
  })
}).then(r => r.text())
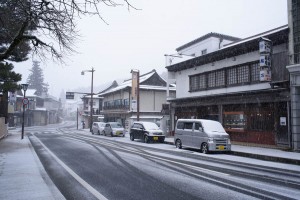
top-left (0, 0), bottom-right (138, 63)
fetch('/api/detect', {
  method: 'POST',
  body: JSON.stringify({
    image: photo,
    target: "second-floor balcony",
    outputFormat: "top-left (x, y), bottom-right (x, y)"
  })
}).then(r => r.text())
top-left (103, 104), bottom-right (130, 110)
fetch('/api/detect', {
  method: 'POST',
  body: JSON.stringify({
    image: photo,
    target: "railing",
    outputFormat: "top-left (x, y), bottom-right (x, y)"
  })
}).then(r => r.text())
top-left (103, 105), bottom-right (130, 110)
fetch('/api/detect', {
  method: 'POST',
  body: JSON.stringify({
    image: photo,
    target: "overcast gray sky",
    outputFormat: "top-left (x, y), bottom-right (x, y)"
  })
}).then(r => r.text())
top-left (13, 0), bottom-right (288, 98)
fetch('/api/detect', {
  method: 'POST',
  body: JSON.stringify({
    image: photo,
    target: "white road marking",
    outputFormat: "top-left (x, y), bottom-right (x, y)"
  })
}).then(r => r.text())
top-left (32, 135), bottom-right (108, 200)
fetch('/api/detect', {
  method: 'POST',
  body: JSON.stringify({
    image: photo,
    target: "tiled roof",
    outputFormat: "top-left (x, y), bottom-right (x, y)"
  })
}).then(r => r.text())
top-left (98, 70), bottom-right (175, 96)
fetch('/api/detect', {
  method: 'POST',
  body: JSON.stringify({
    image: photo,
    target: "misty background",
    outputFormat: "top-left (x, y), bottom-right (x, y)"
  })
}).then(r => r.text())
top-left (12, 0), bottom-right (288, 99)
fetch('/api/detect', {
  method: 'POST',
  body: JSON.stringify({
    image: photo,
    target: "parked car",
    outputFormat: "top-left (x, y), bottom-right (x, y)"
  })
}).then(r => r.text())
top-left (130, 121), bottom-right (165, 143)
top-left (91, 122), bottom-right (106, 135)
top-left (103, 122), bottom-right (125, 137)
top-left (174, 119), bottom-right (231, 154)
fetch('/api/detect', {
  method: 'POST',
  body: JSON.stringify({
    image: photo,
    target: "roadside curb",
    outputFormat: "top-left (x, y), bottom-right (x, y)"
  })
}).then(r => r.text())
top-left (230, 151), bottom-right (300, 165)
top-left (163, 139), bottom-right (300, 165)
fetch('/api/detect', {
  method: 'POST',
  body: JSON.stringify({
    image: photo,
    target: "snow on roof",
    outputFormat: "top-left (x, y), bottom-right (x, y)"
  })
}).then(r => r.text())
top-left (176, 32), bottom-right (240, 52)
top-left (35, 107), bottom-right (47, 111)
top-left (130, 115), bottom-right (163, 119)
top-left (222, 25), bottom-right (288, 50)
top-left (81, 95), bottom-right (103, 99)
top-left (25, 89), bottom-right (37, 97)
top-left (99, 70), bottom-right (175, 96)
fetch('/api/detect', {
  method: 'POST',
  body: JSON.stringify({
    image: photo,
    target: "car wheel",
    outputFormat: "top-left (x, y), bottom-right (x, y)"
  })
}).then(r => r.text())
top-left (98, 130), bottom-right (100, 135)
top-left (104, 132), bottom-right (106, 136)
top-left (111, 132), bottom-right (113, 137)
top-left (144, 135), bottom-right (149, 143)
top-left (175, 139), bottom-right (182, 149)
top-left (91, 130), bottom-right (94, 135)
top-left (130, 134), bottom-right (134, 141)
top-left (101, 130), bottom-right (105, 135)
top-left (201, 143), bottom-right (209, 154)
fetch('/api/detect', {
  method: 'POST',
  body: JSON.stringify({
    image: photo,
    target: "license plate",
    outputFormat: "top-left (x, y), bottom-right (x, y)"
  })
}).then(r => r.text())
top-left (153, 137), bottom-right (158, 141)
top-left (116, 131), bottom-right (121, 135)
top-left (219, 145), bottom-right (225, 150)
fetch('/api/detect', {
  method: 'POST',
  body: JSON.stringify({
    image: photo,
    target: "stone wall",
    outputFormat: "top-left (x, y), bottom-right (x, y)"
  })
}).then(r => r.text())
top-left (0, 117), bottom-right (8, 139)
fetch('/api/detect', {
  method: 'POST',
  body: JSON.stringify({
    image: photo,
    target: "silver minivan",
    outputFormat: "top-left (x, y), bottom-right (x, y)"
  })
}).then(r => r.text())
top-left (174, 119), bottom-right (231, 154)
top-left (103, 122), bottom-right (125, 137)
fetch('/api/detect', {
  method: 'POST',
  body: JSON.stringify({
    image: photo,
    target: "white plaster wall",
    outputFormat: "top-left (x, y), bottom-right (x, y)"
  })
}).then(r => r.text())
top-left (139, 90), bottom-right (167, 112)
top-left (0, 117), bottom-right (7, 139)
top-left (175, 44), bottom-right (287, 99)
top-left (154, 91), bottom-right (167, 111)
top-left (178, 37), bottom-right (237, 57)
top-left (103, 90), bottom-right (130, 103)
top-left (178, 37), bottom-right (218, 57)
top-left (140, 91), bottom-right (153, 111)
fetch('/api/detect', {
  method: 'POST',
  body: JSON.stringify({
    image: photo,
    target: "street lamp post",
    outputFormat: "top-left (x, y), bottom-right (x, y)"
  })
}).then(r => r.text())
top-left (164, 53), bottom-right (196, 137)
top-left (21, 83), bottom-right (29, 139)
top-left (81, 67), bottom-right (95, 132)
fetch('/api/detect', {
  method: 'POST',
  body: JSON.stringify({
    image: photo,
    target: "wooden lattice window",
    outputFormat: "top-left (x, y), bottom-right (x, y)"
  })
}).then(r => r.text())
top-left (237, 65), bottom-right (249, 83)
top-left (227, 68), bottom-right (237, 85)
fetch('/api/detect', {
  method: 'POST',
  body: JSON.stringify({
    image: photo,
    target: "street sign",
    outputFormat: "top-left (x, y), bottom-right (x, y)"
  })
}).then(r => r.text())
top-left (66, 92), bottom-right (75, 99)
top-left (22, 98), bottom-right (29, 105)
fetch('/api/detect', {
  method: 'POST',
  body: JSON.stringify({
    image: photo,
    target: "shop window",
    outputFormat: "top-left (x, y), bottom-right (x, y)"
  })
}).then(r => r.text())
top-left (216, 70), bottom-right (225, 87)
top-left (189, 74), bottom-right (206, 91)
top-left (237, 65), bottom-right (249, 83)
top-left (248, 112), bottom-right (274, 131)
top-left (208, 72), bottom-right (216, 88)
top-left (190, 75), bottom-right (199, 91)
top-left (223, 111), bottom-right (247, 132)
top-left (199, 74), bottom-right (206, 89)
top-left (227, 68), bottom-right (237, 85)
top-left (251, 63), bottom-right (260, 82)
top-left (123, 98), bottom-right (129, 106)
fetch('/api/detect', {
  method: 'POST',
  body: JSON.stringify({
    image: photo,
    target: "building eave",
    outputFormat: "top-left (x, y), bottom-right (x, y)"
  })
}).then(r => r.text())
top-left (176, 32), bottom-right (241, 52)
top-left (167, 25), bottom-right (289, 72)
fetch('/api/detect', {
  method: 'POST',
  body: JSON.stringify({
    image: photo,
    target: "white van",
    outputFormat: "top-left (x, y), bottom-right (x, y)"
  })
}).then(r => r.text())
top-left (174, 119), bottom-right (231, 154)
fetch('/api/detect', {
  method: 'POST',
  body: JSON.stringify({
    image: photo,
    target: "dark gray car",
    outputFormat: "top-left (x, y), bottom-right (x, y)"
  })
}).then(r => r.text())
top-left (130, 121), bottom-right (165, 143)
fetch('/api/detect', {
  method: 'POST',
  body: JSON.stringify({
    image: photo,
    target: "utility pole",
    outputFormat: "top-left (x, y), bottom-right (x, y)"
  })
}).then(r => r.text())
top-left (81, 67), bottom-right (95, 132)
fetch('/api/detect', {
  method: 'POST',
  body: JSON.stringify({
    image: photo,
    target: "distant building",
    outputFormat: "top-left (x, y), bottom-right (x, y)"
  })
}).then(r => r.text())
top-left (80, 95), bottom-right (103, 129)
top-left (9, 89), bottom-right (62, 127)
top-left (97, 69), bottom-right (176, 134)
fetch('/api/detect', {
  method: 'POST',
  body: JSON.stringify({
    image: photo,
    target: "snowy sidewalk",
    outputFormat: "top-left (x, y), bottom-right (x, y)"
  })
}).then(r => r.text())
top-left (0, 131), bottom-right (64, 200)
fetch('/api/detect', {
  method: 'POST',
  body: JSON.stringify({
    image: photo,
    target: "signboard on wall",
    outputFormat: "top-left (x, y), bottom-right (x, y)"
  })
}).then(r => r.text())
top-left (260, 69), bottom-right (272, 81)
top-left (9, 92), bottom-right (16, 103)
top-left (259, 37), bottom-right (272, 82)
top-left (131, 100), bottom-right (137, 111)
top-left (131, 70), bottom-right (139, 111)
top-left (259, 39), bottom-right (272, 53)
top-left (259, 55), bottom-right (271, 67)
top-left (280, 117), bottom-right (287, 126)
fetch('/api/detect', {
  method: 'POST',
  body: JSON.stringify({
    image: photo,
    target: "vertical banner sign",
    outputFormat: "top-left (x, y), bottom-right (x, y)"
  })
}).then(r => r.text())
top-left (259, 37), bottom-right (272, 82)
top-left (131, 70), bottom-right (138, 111)
top-left (9, 92), bottom-right (16, 103)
